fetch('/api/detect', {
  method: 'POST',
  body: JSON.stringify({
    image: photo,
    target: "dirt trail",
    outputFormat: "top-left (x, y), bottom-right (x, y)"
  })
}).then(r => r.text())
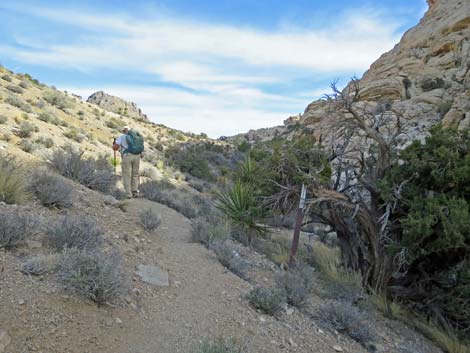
top-left (1, 196), bottom-right (344, 353)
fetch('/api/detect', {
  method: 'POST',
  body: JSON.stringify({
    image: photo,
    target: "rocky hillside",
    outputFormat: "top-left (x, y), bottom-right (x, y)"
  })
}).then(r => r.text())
top-left (230, 0), bottom-right (470, 143)
top-left (87, 91), bottom-right (149, 122)
top-left (0, 67), bottom-right (217, 182)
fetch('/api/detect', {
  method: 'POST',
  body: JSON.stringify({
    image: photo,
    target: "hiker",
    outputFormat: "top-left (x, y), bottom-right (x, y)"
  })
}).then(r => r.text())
top-left (113, 125), bottom-right (145, 198)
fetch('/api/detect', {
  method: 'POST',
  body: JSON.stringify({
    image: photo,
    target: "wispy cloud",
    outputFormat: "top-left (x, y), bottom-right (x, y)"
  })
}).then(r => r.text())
top-left (0, 3), bottom-right (409, 136)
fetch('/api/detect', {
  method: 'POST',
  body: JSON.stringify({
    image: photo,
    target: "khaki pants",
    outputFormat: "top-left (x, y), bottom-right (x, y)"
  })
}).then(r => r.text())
top-left (121, 153), bottom-right (140, 197)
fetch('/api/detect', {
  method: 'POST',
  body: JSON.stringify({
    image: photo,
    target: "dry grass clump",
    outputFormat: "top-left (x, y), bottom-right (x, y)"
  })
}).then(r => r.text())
top-left (30, 169), bottom-right (74, 208)
top-left (0, 212), bottom-right (40, 249)
top-left (0, 154), bottom-right (29, 204)
top-left (139, 208), bottom-right (161, 232)
top-left (275, 263), bottom-right (314, 307)
top-left (247, 287), bottom-right (286, 315)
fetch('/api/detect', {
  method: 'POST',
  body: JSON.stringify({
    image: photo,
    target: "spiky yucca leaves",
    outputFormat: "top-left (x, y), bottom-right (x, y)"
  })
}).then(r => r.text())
top-left (215, 180), bottom-right (266, 246)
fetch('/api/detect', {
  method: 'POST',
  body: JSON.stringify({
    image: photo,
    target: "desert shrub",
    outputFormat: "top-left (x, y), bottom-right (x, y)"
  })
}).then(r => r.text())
top-left (0, 212), bottom-right (39, 249)
top-left (421, 77), bottom-right (446, 92)
top-left (57, 248), bottom-right (128, 304)
top-left (35, 136), bottom-right (54, 148)
top-left (381, 126), bottom-right (470, 335)
top-left (43, 90), bottom-right (72, 110)
top-left (19, 139), bottom-right (37, 153)
top-left (190, 218), bottom-right (228, 246)
top-left (21, 254), bottom-right (59, 276)
top-left (30, 169), bottom-right (73, 208)
top-left (51, 147), bottom-right (115, 193)
top-left (6, 84), bottom-right (24, 94)
top-left (192, 338), bottom-right (247, 353)
top-left (18, 81), bottom-right (28, 89)
top-left (63, 128), bottom-right (85, 142)
top-left (140, 180), bottom-right (197, 218)
top-left (2, 74), bottom-right (12, 82)
top-left (37, 112), bottom-right (52, 123)
top-left (106, 117), bottom-right (124, 130)
top-left (5, 96), bottom-right (32, 112)
top-left (0, 115), bottom-right (7, 124)
top-left (275, 263), bottom-right (314, 307)
top-left (211, 240), bottom-right (248, 278)
top-left (139, 208), bottom-right (161, 232)
top-left (0, 154), bottom-right (28, 204)
top-left (46, 214), bottom-right (103, 251)
top-left (247, 287), bottom-right (286, 315)
top-left (319, 301), bottom-right (376, 348)
top-left (16, 121), bottom-right (36, 138)
top-left (216, 180), bottom-right (266, 246)
top-left (1, 132), bottom-right (11, 142)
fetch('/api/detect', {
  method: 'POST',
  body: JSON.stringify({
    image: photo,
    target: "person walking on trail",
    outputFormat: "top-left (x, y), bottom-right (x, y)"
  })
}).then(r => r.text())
top-left (113, 125), bottom-right (145, 198)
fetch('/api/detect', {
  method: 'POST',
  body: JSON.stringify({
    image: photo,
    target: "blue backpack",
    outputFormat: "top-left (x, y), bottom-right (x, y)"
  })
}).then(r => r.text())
top-left (125, 130), bottom-right (144, 154)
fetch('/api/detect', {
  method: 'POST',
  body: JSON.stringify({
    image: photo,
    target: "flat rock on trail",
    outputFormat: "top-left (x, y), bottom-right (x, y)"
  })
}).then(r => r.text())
top-left (0, 196), bottom-right (342, 353)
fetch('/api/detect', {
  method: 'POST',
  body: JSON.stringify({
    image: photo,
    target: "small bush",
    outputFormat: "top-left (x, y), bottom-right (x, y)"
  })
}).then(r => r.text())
top-left (211, 240), bottom-right (248, 278)
top-left (46, 214), bottom-right (103, 251)
top-left (139, 208), bottom-right (161, 232)
top-left (190, 218), bottom-right (228, 246)
top-left (21, 254), bottom-right (59, 276)
top-left (275, 263), bottom-right (314, 307)
top-left (0, 212), bottom-right (39, 249)
top-left (17, 121), bottom-right (36, 138)
top-left (51, 147), bottom-right (115, 193)
top-left (192, 338), bottom-right (247, 353)
top-left (0, 115), bottom-right (7, 124)
top-left (6, 84), bottom-right (24, 94)
top-left (43, 91), bottom-right (72, 110)
top-left (0, 154), bottom-right (28, 204)
top-left (35, 136), bottom-right (54, 148)
top-left (319, 301), bottom-right (376, 348)
top-left (5, 96), bottom-right (32, 112)
top-left (247, 287), bottom-right (286, 315)
top-left (2, 74), bottom-right (12, 82)
top-left (140, 180), bottom-right (198, 218)
top-left (64, 128), bottom-right (85, 142)
top-left (19, 139), bottom-right (37, 153)
top-left (57, 248), bottom-right (128, 304)
top-left (19, 81), bottom-right (28, 89)
top-left (438, 100), bottom-right (453, 118)
top-left (30, 169), bottom-right (73, 208)
top-left (37, 112), bottom-right (52, 123)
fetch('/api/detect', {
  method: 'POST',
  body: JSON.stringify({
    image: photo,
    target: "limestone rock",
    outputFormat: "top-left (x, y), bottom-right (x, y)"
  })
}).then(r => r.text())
top-left (135, 265), bottom-right (169, 286)
top-left (87, 91), bottom-right (149, 122)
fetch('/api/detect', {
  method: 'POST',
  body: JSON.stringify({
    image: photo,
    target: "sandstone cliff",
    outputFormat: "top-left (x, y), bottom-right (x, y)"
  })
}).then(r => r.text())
top-left (231, 0), bottom-right (470, 143)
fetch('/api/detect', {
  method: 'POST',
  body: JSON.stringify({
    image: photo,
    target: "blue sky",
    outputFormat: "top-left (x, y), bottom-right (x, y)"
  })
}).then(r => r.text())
top-left (0, 0), bottom-right (428, 137)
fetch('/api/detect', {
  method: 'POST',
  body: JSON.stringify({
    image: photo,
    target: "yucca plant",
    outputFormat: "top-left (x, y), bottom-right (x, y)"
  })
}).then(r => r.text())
top-left (215, 180), bottom-right (267, 246)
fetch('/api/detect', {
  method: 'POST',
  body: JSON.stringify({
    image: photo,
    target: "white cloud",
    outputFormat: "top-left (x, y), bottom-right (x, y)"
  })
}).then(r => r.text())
top-left (1, 3), bottom-right (409, 136)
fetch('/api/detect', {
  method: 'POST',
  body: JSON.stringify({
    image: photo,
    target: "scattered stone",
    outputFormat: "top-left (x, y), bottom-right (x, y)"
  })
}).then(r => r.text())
top-left (136, 265), bottom-right (169, 286)
top-left (333, 345), bottom-right (343, 352)
top-left (115, 318), bottom-right (122, 325)
top-left (0, 330), bottom-right (11, 353)
top-left (318, 329), bottom-right (324, 334)
top-left (18, 299), bottom-right (25, 305)
top-left (286, 308), bottom-right (294, 316)
top-left (288, 338), bottom-right (297, 348)
top-left (105, 318), bottom-right (114, 327)
top-left (103, 195), bottom-right (119, 206)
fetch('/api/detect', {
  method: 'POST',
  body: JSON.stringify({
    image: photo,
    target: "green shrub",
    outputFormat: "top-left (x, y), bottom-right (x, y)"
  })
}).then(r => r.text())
top-left (30, 169), bottom-right (73, 208)
top-left (57, 248), bottom-right (128, 304)
top-left (438, 100), bottom-right (453, 117)
top-left (210, 240), bottom-right (248, 278)
top-left (2, 74), bottom-right (12, 82)
top-left (5, 96), bottom-right (32, 112)
top-left (19, 139), bottom-right (36, 153)
top-left (43, 90), bottom-right (72, 110)
top-left (139, 208), bottom-right (161, 232)
top-left (64, 128), bottom-right (85, 142)
top-left (0, 115), bottom-right (7, 124)
top-left (46, 214), bottom-right (103, 251)
top-left (51, 147), bottom-right (115, 193)
top-left (6, 84), bottom-right (24, 94)
top-left (319, 301), bottom-right (377, 348)
top-left (247, 287), bottom-right (286, 315)
top-left (16, 121), bottom-right (36, 138)
top-left (0, 212), bottom-right (39, 249)
top-left (275, 263), bottom-right (314, 307)
top-left (35, 136), bottom-right (54, 148)
top-left (0, 154), bottom-right (28, 204)
top-left (18, 81), bottom-right (28, 89)
top-left (190, 218), bottom-right (228, 246)
top-left (37, 112), bottom-right (52, 123)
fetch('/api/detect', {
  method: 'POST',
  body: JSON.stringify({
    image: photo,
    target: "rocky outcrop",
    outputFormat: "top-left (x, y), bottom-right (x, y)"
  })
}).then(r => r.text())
top-left (87, 91), bottom-right (149, 122)
top-left (234, 0), bottom-right (470, 142)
